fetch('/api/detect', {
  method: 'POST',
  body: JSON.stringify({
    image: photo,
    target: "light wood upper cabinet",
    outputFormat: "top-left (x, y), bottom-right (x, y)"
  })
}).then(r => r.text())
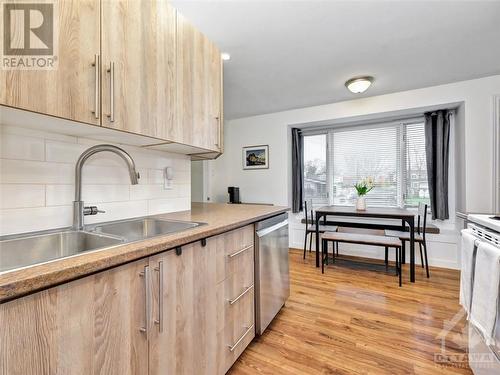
top-left (100, 0), bottom-right (176, 139)
top-left (0, 0), bottom-right (100, 125)
top-left (0, 1), bottom-right (223, 157)
top-left (176, 13), bottom-right (223, 152)
top-left (0, 258), bottom-right (149, 375)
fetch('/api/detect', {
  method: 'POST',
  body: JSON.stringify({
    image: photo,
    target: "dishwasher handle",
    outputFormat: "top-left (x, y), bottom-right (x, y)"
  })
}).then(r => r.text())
top-left (256, 220), bottom-right (288, 238)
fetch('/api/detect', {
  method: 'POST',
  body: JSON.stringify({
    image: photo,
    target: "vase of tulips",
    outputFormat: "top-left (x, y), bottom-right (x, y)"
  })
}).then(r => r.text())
top-left (354, 178), bottom-right (374, 211)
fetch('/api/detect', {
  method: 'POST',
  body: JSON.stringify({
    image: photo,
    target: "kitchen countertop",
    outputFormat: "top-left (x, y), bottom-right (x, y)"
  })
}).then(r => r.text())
top-left (0, 203), bottom-right (288, 303)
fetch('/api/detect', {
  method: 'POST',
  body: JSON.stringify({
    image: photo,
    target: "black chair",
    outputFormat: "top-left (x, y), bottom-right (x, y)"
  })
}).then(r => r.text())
top-left (385, 203), bottom-right (429, 278)
top-left (303, 200), bottom-right (337, 259)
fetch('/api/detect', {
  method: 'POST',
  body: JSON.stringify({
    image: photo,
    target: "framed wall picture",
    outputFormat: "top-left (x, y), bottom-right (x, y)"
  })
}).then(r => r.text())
top-left (242, 145), bottom-right (269, 170)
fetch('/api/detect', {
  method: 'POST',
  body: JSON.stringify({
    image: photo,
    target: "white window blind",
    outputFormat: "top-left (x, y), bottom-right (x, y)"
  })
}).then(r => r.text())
top-left (300, 117), bottom-right (429, 209)
top-left (328, 125), bottom-right (402, 207)
top-left (404, 123), bottom-right (429, 206)
top-left (303, 134), bottom-right (328, 206)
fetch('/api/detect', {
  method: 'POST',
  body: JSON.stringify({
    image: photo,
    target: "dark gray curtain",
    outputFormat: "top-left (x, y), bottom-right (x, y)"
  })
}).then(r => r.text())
top-left (424, 110), bottom-right (451, 220)
top-left (291, 128), bottom-right (304, 213)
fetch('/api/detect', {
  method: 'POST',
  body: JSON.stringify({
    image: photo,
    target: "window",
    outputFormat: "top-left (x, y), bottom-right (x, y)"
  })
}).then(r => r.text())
top-left (302, 119), bottom-right (430, 209)
top-left (303, 134), bottom-right (328, 206)
top-left (404, 123), bottom-right (429, 206)
top-left (330, 125), bottom-right (401, 207)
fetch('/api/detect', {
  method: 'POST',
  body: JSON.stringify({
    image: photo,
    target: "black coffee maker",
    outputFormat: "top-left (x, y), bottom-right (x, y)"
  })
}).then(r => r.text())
top-left (228, 187), bottom-right (241, 204)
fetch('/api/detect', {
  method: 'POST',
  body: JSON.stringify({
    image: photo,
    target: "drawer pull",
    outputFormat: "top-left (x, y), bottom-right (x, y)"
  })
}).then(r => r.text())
top-left (228, 245), bottom-right (253, 258)
top-left (228, 285), bottom-right (254, 305)
top-left (228, 324), bottom-right (254, 352)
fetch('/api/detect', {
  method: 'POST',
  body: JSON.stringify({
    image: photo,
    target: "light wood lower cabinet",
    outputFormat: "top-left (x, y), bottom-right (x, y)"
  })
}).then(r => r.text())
top-left (0, 258), bottom-right (149, 375)
top-left (0, 225), bottom-right (255, 375)
top-left (149, 239), bottom-right (218, 374)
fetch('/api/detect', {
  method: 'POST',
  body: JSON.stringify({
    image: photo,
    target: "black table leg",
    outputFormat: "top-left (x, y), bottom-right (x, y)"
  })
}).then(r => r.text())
top-left (315, 212), bottom-right (321, 268)
top-left (401, 219), bottom-right (406, 264)
top-left (407, 217), bottom-right (416, 282)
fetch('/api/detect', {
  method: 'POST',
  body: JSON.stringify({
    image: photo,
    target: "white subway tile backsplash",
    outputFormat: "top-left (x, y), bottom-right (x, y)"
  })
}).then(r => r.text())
top-left (0, 206), bottom-right (72, 235)
top-left (45, 140), bottom-right (86, 163)
top-left (130, 184), bottom-right (176, 201)
top-left (79, 164), bottom-right (142, 185)
top-left (83, 200), bottom-right (149, 225)
top-left (0, 159), bottom-right (74, 184)
top-left (148, 169), bottom-right (165, 184)
top-left (0, 125), bottom-right (192, 235)
top-left (0, 132), bottom-right (45, 161)
top-left (0, 184), bottom-right (45, 209)
top-left (147, 197), bottom-right (190, 216)
top-left (46, 185), bottom-right (74, 206)
top-left (83, 185), bottom-right (130, 203)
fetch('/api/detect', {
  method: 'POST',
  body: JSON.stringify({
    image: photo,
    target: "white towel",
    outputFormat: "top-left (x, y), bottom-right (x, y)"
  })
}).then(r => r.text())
top-left (460, 229), bottom-right (478, 315)
top-left (470, 240), bottom-right (500, 346)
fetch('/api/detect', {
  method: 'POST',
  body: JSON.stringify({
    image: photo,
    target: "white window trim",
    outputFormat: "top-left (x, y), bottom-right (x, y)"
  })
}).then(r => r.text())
top-left (494, 95), bottom-right (500, 212)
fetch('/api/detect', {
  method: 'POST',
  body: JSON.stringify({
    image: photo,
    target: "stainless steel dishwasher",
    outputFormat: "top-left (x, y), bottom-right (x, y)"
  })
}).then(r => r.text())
top-left (255, 213), bottom-right (290, 335)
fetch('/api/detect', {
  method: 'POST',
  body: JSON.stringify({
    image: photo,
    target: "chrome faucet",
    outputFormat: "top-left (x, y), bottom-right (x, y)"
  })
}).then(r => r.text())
top-left (73, 144), bottom-right (140, 230)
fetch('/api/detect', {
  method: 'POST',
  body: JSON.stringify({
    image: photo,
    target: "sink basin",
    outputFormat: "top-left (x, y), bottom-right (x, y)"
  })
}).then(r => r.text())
top-left (0, 231), bottom-right (123, 273)
top-left (88, 217), bottom-right (202, 242)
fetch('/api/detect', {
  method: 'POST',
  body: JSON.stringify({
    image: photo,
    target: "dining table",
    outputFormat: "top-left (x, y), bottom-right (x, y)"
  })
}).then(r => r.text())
top-left (314, 205), bottom-right (417, 282)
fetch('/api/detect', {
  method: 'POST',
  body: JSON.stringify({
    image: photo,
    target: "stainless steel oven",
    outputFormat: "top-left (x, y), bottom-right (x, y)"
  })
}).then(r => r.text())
top-left (254, 213), bottom-right (290, 335)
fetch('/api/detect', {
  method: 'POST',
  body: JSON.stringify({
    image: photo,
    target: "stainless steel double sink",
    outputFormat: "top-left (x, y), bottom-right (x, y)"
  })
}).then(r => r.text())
top-left (0, 217), bottom-right (203, 273)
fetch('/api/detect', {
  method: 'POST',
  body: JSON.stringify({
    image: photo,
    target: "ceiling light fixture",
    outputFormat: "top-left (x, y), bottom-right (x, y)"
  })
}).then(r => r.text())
top-left (345, 76), bottom-right (374, 94)
top-left (221, 53), bottom-right (231, 61)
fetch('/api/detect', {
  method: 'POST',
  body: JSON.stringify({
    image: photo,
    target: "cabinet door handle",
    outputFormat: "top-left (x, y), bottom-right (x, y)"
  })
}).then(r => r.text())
top-left (228, 325), bottom-right (254, 352)
top-left (227, 244), bottom-right (253, 259)
top-left (91, 54), bottom-right (100, 119)
top-left (106, 62), bottom-right (115, 122)
top-left (154, 261), bottom-right (164, 333)
top-left (228, 285), bottom-right (253, 305)
top-left (215, 115), bottom-right (220, 148)
top-left (139, 265), bottom-right (151, 340)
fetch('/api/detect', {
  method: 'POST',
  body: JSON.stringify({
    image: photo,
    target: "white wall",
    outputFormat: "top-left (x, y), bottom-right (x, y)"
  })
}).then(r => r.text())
top-left (0, 124), bottom-right (191, 236)
top-left (209, 75), bottom-right (500, 269)
top-left (191, 160), bottom-right (204, 202)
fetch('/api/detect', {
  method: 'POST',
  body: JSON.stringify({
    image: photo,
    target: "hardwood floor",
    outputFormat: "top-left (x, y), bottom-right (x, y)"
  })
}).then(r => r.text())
top-left (229, 249), bottom-right (472, 375)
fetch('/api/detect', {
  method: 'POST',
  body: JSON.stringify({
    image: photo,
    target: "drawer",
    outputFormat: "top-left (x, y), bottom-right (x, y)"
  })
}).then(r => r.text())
top-left (216, 266), bottom-right (254, 332)
top-left (223, 225), bottom-right (254, 256)
top-left (216, 287), bottom-right (255, 374)
top-left (216, 224), bottom-right (254, 283)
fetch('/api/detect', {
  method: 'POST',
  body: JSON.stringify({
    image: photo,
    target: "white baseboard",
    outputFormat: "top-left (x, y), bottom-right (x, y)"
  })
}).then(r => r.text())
top-left (289, 227), bottom-right (460, 270)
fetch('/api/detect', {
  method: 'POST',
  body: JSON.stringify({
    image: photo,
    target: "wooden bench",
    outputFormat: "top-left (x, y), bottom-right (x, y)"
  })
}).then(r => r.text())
top-left (321, 232), bottom-right (403, 286)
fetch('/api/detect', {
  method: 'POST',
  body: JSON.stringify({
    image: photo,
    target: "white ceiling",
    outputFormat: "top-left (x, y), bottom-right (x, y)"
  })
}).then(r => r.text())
top-left (171, 1), bottom-right (500, 119)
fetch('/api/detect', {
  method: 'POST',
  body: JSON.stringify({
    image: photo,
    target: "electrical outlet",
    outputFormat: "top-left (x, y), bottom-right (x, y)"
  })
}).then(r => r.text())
top-left (164, 167), bottom-right (173, 189)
